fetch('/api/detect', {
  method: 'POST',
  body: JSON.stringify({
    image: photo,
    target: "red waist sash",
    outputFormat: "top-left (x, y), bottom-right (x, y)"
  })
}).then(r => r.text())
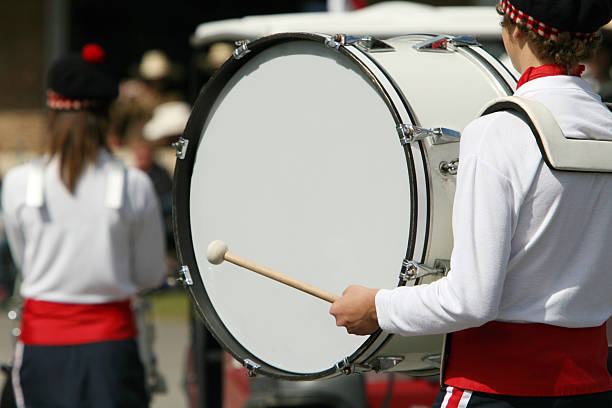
top-left (444, 321), bottom-right (612, 396)
top-left (20, 298), bottom-right (137, 346)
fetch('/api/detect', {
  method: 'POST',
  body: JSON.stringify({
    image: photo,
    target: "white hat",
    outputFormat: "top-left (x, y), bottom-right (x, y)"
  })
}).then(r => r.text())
top-left (139, 50), bottom-right (171, 80)
top-left (143, 101), bottom-right (191, 141)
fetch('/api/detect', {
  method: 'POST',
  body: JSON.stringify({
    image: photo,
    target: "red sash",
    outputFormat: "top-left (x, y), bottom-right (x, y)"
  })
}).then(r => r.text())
top-left (444, 321), bottom-right (612, 396)
top-left (20, 298), bottom-right (137, 346)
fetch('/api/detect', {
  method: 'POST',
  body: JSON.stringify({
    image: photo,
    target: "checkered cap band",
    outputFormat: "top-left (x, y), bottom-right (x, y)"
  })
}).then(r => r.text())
top-left (500, 0), bottom-right (596, 41)
top-left (46, 90), bottom-right (102, 111)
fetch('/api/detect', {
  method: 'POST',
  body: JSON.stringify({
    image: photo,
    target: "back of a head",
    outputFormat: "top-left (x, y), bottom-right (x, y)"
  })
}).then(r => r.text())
top-left (46, 43), bottom-right (119, 193)
top-left (498, 0), bottom-right (612, 66)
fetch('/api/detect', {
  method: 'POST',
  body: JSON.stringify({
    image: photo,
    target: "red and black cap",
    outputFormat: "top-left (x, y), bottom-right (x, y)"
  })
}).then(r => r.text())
top-left (499, 0), bottom-right (612, 41)
top-left (47, 44), bottom-right (118, 110)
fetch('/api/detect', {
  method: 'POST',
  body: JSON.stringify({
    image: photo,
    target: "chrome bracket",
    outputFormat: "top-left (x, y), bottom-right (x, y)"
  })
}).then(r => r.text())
top-left (335, 357), bottom-right (371, 375)
top-left (439, 158), bottom-right (459, 176)
top-left (397, 124), bottom-right (460, 145)
top-left (371, 356), bottom-right (404, 372)
top-left (422, 353), bottom-right (442, 368)
top-left (172, 137), bottom-right (189, 160)
top-left (233, 40), bottom-right (251, 59)
top-left (400, 259), bottom-right (449, 282)
top-left (413, 35), bottom-right (481, 52)
top-left (243, 359), bottom-right (261, 377)
top-left (325, 34), bottom-right (394, 52)
top-left (177, 265), bottom-right (193, 286)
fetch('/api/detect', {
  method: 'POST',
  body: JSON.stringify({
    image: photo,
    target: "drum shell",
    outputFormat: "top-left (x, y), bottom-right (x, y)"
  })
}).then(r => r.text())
top-left (173, 32), bottom-right (516, 379)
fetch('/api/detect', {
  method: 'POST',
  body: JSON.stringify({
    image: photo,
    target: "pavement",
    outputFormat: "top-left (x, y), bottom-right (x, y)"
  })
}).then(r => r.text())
top-left (0, 307), bottom-right (190, 408)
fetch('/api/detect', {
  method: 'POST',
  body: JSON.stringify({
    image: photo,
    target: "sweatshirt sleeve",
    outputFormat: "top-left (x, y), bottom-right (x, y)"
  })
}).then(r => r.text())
top-left (375, 122), bottom-right (518, 336)
top-left (129, 172), bottom-right (167, 290)
top-left (1, 171), bottom-right (25, 270)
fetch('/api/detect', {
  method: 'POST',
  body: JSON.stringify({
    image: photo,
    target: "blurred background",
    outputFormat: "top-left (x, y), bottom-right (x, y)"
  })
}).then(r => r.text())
top-left (0, 1), bottom-right (610, 408)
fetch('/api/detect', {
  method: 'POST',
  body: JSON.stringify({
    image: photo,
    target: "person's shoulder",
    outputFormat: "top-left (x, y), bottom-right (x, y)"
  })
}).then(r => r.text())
top-left (1, 161), bottom-right (37, 209)
top-left (461, 110), bottom-right (533, 154)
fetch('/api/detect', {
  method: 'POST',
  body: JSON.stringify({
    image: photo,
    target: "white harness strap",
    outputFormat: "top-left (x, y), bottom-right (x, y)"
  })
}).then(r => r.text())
top-left (480, 96), bottom-right (612, 173)
top-left (105, 160), bottom-right (125, 210)
top-left (25, 160), bottom-right (45, 208)
top-left (26, 158), bottom-right (125, 209)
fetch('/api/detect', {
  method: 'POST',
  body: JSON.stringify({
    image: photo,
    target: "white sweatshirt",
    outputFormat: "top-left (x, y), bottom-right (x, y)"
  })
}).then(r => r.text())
top-left (1, 151), bottom-right (166, 304)
top-left (376, 76), bottom-right (612, 336)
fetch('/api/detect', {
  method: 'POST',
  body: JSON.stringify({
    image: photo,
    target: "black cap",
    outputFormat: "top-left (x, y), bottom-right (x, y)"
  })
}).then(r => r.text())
top-left (506, 0), bottom-right (612, 34)
top-left (47, 44), bottom-right (118, 109)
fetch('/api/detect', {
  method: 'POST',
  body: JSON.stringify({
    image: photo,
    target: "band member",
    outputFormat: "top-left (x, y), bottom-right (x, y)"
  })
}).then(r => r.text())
top-left (330, 1), bottom-right (612, 406)
top-left (1, 44), bottom-right (166, 407)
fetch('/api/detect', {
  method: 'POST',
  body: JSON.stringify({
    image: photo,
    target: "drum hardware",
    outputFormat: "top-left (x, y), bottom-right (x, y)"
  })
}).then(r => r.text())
top-left (243, 359), bottom-right (261, 377)
top-left (422, 353), bottom-right (442, 368)
top-left (324, 34), bottom-right (394, 53)
top-left (439, 159), bottom-right (459, 176)
top-left (233, 40), bottom-right (251, 60)
top-left (400, 259), bottom-right (449, 283)
top-left (172, 137), bottom-right (189, 160)
top-left (335, 357), bottom-right (372, 375)
top-left (396, 124), bottom-right (460, 145)
top-left (413, 35), bottom-right (481, 52)
top-left (177, 265), bottom-right (194, 286)
top-left (370, 356), bottom-right (405, 372)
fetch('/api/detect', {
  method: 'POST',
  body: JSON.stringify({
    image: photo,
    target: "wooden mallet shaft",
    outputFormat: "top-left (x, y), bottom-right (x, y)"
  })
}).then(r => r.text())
top-left (206, 240), bottom-right (339, 303)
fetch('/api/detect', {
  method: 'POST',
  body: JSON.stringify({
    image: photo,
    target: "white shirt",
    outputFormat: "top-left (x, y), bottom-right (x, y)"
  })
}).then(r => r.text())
top-left (1, 150), bottom-right (166, 303)
top-left (376, 76), bottom-right (612, 336)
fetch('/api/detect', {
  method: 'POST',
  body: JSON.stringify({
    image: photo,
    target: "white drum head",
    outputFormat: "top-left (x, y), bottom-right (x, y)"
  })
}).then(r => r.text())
top-left (188, 39), bottom-right (411, 374)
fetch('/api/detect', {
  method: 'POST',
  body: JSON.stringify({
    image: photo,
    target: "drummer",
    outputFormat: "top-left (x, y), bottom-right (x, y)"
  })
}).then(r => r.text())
top-left (330, 0), bottom-right (612, 406)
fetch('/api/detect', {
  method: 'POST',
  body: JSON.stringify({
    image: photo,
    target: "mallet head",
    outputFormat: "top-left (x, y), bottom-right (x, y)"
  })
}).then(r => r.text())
top-left (206, 240), bottom-right (228, 265)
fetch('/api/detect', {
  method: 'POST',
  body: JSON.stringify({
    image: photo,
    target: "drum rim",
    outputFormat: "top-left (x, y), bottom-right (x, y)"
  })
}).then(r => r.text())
top-left (173, 32), bottom-right (423, 379)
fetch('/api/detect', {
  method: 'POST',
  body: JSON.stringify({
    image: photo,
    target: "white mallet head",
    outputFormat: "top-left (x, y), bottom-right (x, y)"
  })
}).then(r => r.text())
top-left (206, 240), bottom-right (228, 265)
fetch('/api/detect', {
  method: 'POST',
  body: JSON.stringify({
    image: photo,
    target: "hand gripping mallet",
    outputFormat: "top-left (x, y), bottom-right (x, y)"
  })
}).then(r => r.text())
top-left (206, 240), bottom-right (339, 303)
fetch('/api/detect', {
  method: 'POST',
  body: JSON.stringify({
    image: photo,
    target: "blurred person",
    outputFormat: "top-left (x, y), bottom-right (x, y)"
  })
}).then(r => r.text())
top-left (130, 137), bottom-right (173, 251)
top-left (330, 0), bottom-right (612, 407)
top-left (1, 43), bottom-right (166, 408)
top-left (586, 45), bottom-right (612, 103)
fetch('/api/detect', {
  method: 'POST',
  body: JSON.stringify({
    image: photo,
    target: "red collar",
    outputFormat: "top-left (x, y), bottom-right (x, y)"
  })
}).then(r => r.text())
top-left (516, 64), bottom-right (585, 89)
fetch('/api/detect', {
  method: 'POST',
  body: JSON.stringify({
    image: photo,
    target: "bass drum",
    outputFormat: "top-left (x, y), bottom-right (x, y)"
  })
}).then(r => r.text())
top-left (173, 33), bottom-right (516, 380)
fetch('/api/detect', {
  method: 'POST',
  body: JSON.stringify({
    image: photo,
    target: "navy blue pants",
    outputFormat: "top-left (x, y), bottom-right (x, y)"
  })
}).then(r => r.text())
top-left (432, 386), bottom-right (612, 408)
top-left (12, 339), bottom-right (148, 408)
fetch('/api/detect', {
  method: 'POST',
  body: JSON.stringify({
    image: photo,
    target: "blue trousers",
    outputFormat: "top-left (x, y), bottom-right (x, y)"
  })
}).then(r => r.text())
top-left (12, 339), bottom-right (148, 408)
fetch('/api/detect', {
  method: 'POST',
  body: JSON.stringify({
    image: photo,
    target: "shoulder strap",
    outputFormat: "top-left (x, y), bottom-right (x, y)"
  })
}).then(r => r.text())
top-left (105, 160), bottom-right (125, 210)
top-left (26, 158), bottom-right (126, 209)
top-left (25, 159), bottom-right (45, 207)
top-left (480, 96), bottom-right (612, 173)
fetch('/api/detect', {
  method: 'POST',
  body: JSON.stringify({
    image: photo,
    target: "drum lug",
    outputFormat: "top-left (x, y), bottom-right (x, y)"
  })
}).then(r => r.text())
top-left (243, 359), bottom-right (261, 377)
top-left (371, 356), bottom-right (404, 372)
top-left (396, 124), bottom-right (460, 145)
top-left (172, 137), bottom-right (189, 160)
top-left (177, 265), bottom-right (193, 286)
top-left (439, 158), bottom-right (459, 176)
top-left (232, 40), bottom-right (251, 59)
top-left (325, 34), bottom-right (394, 53)
top-left (422, 353), bottom-right (442, 368)
top-left (335, 357), bottom-right (372, 375)
top-left (413, 35), bottom-right (480, 52)
top-left (400, 259), bottom-right (449, 283)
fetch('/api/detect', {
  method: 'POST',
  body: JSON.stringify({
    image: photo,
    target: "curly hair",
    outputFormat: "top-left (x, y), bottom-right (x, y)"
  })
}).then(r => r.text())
top-left (496, 4), bottom-right (602, 67)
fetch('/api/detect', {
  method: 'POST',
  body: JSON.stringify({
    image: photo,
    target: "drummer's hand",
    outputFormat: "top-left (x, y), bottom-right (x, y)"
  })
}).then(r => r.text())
top-left (329, 285), bottom-right (380, 335)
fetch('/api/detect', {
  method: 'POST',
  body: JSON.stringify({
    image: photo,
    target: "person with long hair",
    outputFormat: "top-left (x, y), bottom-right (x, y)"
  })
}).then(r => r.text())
top-left (330, 1), bottom-right (612, 407)
top-left (1, 44), bottom-right (166, 407)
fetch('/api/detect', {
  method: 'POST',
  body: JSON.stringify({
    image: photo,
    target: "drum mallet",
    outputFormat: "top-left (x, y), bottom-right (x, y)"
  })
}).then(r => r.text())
top-left (206, 240), bottom-right (339, 303)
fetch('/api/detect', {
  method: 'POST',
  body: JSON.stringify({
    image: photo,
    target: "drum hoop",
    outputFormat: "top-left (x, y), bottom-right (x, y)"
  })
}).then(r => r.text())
top-left (173, 32), bottom-right (425, 379)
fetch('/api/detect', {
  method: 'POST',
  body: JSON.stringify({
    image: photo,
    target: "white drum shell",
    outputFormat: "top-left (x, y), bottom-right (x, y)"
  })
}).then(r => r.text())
top-left (176, 33), bottom-right (515, 378)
